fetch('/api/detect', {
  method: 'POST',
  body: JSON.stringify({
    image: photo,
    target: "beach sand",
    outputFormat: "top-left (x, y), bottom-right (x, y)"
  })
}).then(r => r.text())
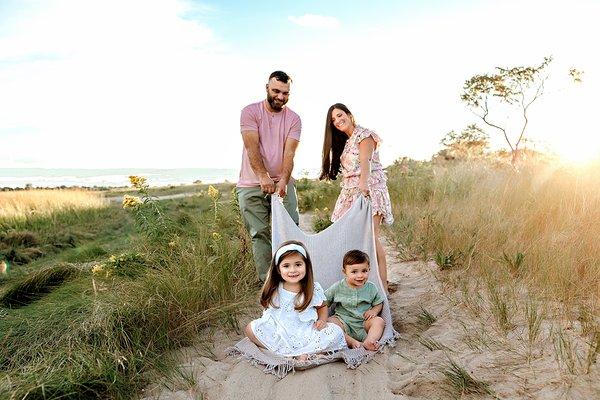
top-left (140, 213), bottom-right (600, 400)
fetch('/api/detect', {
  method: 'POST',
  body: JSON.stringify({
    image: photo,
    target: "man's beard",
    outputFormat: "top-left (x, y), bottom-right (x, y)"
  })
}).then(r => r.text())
top-left (267, 94), bottom-right (286, 111)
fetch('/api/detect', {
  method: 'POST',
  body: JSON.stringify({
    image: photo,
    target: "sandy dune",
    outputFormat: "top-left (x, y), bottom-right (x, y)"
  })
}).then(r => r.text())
top-left (141, 214), bottom-right (600, 400)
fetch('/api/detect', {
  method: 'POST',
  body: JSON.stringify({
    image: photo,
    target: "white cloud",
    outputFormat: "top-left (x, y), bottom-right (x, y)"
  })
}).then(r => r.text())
top-left (288, 14), bottom-right (341, 29)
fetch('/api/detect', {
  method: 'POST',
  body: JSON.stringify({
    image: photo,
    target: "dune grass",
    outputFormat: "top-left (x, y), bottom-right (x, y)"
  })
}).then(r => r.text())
top-left (386, 159), bottom-right (600, 313)
top-left (0, 189), bottom-right (107, 220)
top-left (0, 182), bottom-right (255, 399)
top-left (440, 357), bottom-right (493, 396)
top-left (385, 158), bottom-right (600, 381)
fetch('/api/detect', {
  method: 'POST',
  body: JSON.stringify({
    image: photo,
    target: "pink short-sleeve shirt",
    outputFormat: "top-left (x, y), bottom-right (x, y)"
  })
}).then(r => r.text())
top-left (237, 100), bottom-right (301, 187)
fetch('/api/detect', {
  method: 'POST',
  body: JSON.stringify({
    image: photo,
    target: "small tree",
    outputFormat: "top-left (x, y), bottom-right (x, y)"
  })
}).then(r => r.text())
top-left (438, 124), bottom-right (489, 161)
top-left (461, 57), bottom-right (553, 164)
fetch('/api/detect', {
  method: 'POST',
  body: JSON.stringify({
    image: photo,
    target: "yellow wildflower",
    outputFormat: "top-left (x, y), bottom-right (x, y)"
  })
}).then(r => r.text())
top-left (208, 185), bottom-right (219, 201)
top-left (212, 232), bottom-right (222, 241)
top-left (122, 195), bottom-right (142, 209)
top-left (168, 241), bottom-right (177, 247)
top-left (128, 175), bottom-right (147, 188)
top-left (92, 264), bottom-right (104, 275)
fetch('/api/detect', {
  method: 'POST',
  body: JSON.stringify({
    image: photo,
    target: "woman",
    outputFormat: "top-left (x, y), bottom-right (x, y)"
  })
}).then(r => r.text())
top-left (320, 103), bottom-right (394, 292)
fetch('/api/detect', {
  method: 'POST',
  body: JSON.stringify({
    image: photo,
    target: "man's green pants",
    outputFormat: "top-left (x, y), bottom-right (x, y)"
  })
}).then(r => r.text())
top-left (236, 182), bottom-right (300, 281)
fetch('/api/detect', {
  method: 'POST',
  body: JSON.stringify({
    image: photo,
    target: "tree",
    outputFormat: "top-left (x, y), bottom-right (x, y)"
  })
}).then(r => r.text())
top-left (461, 57), bottom-right (552, 164)
top-left (438, 124), bottom-right (489, 161)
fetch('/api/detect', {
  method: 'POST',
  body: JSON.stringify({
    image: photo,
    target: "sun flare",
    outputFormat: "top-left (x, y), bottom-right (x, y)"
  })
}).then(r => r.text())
top-left (551, 138), bottom-right (600, 165)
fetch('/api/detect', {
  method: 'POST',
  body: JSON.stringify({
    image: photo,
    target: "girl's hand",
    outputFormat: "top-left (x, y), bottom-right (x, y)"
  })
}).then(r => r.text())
top-left (364, 309), bottom-right (378, 320)
top-left (359, 180), bottom-right (369, 198)
top-left (314, 319), bottom-right (327, 331)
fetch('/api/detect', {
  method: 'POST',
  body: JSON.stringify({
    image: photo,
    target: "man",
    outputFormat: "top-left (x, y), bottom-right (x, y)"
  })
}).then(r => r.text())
top-left (237, 71), bottom-right (301, 281)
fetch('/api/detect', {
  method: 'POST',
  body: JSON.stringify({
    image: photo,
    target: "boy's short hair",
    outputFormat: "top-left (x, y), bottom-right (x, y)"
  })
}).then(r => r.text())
top-left (343, 250), bottom-right (369, 268)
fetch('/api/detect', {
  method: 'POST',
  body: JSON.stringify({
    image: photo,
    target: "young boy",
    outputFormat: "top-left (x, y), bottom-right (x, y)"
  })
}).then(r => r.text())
top-left (325, 250), bottom-right (385, 351)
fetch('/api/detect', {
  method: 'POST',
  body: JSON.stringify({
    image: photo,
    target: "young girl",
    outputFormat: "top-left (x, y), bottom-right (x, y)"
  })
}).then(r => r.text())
top-left (244, 240), bottom-right (347, 359)
top-left (320, 103), bottom-right (394, 292)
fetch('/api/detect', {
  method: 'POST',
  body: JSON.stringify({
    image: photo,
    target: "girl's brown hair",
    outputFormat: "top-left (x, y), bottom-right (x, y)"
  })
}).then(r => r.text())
top-left (320, 103), bottom-right (354, 180)
top-left (260, 240), bottom-right (314, 312)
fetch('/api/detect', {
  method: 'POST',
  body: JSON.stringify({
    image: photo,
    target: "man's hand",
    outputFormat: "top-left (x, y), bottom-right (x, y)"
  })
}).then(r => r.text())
top-left (259, 174), bottom-right (275, 194)
top-left (275, 180), bottom-right (288, 197)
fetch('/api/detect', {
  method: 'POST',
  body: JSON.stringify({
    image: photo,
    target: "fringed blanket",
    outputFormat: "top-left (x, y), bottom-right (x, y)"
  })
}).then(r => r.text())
top-left (228, 195), bottom-right (400, 378)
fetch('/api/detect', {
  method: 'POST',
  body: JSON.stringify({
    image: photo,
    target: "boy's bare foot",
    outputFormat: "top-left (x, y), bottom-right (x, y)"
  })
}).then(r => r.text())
top-left (346, 336), bottom-right (363, 349)
top-left (363, 339), bottom-right (379, 351)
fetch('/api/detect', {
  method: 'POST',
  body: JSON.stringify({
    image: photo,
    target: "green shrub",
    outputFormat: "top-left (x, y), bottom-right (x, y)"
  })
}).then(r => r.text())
top-left (312, 207), bottom-right (333, 233)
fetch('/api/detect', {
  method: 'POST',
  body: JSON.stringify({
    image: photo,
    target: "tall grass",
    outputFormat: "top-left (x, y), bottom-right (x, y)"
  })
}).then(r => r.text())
top-left (0, 190), bottom-right (107, 219)
top-left (386, 159), bottom-right (600, 310)
top-left (0, 184), bottom-right (255, 399)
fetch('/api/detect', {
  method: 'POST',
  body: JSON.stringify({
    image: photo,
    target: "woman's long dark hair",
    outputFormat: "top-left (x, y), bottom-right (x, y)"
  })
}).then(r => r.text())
top-left (319, 103), bottom-right (354, 180)
top-left (260, 240), bottom-right (314, 312)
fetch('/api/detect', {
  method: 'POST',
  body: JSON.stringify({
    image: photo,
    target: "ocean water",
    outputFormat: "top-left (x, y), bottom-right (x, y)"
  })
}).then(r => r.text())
top-left (0, 168), bottom-right (240, 189)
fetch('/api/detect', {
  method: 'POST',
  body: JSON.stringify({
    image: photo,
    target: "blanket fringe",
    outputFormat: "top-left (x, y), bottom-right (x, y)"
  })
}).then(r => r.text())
top-left (226, 330), bottom-right (402, 377)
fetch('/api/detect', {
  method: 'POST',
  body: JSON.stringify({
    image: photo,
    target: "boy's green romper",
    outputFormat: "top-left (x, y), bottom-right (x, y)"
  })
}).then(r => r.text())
top-left (325, 279), bottom-right (384, 341)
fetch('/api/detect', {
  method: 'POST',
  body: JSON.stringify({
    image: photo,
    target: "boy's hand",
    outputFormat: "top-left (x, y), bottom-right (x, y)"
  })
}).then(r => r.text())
top-left (314, 319), bottom-right (327, 330)
top-left (364, 309), bottom-right (378, 320)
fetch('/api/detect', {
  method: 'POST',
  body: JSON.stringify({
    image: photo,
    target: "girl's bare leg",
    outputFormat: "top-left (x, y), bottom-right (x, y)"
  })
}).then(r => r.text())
top-left (373, 214), bottom-right (388, 293)
top-left (245, 323), bottom-right (266, 349)
top-left (328, 316), bottom-right (362, 349)
top-left (363, 316), bottom-right (385, 351)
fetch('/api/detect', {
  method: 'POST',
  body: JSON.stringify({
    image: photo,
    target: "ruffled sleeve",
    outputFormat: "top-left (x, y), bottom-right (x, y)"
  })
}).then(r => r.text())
top-left (355, 126), bottom-right (382, 149)
top-left (311, 282), bottom-right (326, 307)
top-left (297, 282), bottom-right (324, 322)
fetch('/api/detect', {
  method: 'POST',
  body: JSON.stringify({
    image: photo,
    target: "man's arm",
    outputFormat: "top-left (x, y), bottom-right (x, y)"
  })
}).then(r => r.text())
top-left (275, 137), bottom-right (299, 197)
top-left (241, 131), bottom-right (275, 194)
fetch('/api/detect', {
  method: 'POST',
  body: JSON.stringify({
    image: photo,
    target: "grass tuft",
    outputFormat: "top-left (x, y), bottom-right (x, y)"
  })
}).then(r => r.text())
top-left (418, 306), bottom-right (437, 327)
top-left (0, 263), bottom-right (79, 307)
top-left (440, 357), bottom-right (493, 396)
top-left (418, 335), bottom-right (448, 351)
top-left (435, 250), bottom-right (460, 270)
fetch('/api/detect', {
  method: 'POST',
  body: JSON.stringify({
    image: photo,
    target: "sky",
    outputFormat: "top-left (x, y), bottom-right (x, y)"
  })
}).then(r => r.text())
top-left (1, 0), bottom-right (599, 173)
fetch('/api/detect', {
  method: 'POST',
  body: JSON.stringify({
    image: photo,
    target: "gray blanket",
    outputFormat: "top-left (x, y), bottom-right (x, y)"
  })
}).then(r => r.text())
top-left (228, 195), bottom-right (400, 378)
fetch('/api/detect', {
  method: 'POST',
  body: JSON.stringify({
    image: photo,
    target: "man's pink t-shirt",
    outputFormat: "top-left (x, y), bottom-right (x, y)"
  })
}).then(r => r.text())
top-left (237, 100), bottom-right (301, 187)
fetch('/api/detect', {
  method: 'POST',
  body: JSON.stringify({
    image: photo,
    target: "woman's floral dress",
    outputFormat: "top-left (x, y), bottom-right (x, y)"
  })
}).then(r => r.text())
top-left (330, 125), bottom-right (394, 225)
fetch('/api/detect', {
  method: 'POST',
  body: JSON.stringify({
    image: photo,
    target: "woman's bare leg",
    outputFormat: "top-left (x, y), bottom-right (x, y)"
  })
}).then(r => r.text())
top-left (373, 214), bottom-right (388, 293)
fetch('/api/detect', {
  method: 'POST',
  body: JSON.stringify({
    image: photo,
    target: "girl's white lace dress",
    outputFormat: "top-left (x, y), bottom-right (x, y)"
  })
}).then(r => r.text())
top-left (250, 282), bottom-right (347, 357)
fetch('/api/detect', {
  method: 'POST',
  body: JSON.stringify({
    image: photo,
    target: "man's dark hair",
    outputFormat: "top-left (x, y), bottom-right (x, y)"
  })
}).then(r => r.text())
top-left (343, 249), bottom-right (370, 268)
top-left (269, 70), bottom-right (292, 84)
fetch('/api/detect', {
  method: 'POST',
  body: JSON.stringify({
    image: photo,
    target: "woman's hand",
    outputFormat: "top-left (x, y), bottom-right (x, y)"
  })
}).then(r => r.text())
top-left (314, 319), bottom-right (327, 330)
top-left (359, 180), bottom-right (369, 198)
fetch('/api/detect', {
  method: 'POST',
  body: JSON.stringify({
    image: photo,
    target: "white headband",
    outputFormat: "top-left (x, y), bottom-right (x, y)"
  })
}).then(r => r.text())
top-left (274, 243), bottom-right (307, 264)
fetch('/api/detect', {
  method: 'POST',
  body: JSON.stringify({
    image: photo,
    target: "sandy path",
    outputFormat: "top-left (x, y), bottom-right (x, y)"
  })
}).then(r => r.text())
top-left (141, 213), bottom-right (600, 400)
